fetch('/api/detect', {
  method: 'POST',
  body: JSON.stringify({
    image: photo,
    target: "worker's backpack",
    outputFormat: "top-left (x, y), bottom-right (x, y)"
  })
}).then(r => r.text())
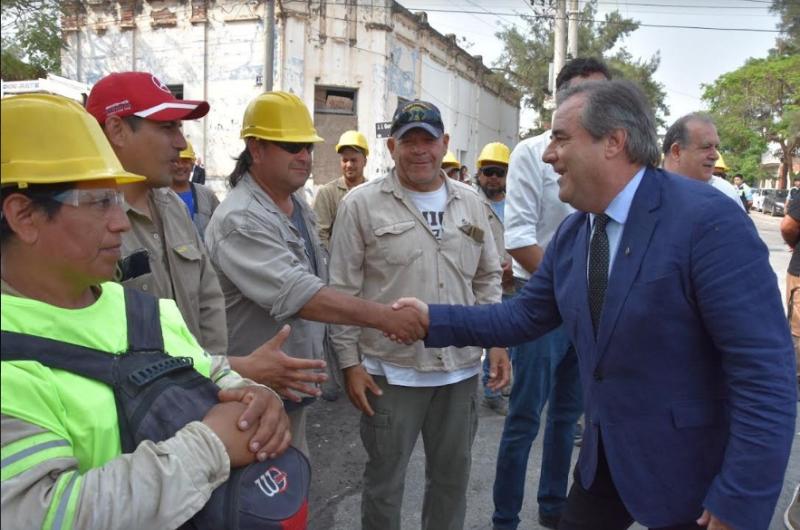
top-left (0, 287), bottom-right (309, 530)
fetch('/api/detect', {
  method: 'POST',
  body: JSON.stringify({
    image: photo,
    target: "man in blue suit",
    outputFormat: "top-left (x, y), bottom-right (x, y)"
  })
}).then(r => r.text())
top-left (394, 80), bottom-right (796, 529)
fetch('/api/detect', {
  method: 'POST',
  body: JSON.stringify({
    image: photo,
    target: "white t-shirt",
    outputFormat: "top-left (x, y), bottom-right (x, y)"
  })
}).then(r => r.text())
top-left (362, 181), bottom-right (480, 387)
top-left (505, 131), bottom-right (575, 280)
top-left (406, 185), bottom-right (447, 239)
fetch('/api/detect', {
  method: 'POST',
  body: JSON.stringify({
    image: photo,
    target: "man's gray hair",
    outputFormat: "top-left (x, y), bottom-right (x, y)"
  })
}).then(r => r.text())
top-left (556, 80), bottom-right (661, 167)
top-left (662, 112), bottom-right (716, 155)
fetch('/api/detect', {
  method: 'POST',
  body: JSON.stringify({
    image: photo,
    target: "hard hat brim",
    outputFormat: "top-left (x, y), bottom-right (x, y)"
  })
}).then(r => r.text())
top-left (3, 165), bottom-right (145, 187)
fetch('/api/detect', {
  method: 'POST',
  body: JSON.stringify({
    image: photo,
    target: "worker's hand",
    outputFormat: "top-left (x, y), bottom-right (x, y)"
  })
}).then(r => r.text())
top-left (384, 297), bottom-right (429, 344)
top-left (343, 365), bottom-right (382, 416)
top-left (230, 325), bottom-right (327, 402)
top-left (501, 259), bottom-right (514, 291)
top-left (202, 401), bottom-right (259, 467)
top-left (217, 385), bottom-right (291, 462)
top-left (696, 509), bottom-right (733, 530)
top-left (485, 347), bottom-right (511, 391)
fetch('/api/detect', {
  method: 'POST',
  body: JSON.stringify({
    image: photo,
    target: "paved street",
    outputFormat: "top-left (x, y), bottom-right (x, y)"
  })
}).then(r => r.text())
top-left (307, 210), bottom-right (799, 530)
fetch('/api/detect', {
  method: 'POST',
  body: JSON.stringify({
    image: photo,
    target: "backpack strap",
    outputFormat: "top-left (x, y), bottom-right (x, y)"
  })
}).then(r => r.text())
top-left (123, 287), bottom-right (164, 353)
top-left (0, 330), bottom-right (116, 385)
top-left (0, 287), bottom-right (165, 383)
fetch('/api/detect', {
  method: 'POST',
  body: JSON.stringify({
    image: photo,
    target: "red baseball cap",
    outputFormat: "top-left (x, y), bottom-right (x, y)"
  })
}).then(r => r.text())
top-left (86, 71), bottom-right (210, 124)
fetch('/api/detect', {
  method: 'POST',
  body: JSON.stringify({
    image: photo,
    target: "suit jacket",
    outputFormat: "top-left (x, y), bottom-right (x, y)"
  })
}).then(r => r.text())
top-left (426, 167), bottom-right (796, 529)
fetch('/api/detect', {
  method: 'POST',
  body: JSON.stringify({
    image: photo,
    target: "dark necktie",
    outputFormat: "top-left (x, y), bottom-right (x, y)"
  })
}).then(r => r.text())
top-left (588, 214), bottom-right (610, 336)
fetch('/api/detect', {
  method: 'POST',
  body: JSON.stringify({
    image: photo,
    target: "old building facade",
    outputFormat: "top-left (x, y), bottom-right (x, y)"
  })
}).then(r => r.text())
top-left (61, 0), bottom-right (520, 192)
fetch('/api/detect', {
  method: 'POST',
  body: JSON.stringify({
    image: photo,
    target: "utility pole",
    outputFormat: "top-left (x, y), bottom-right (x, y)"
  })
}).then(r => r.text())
top-left (552, 0), bottom-right (567, 95)
top-left (567, 0), bottom-right (579, 59)
top-left (264, 0), bottom-right (275, 91)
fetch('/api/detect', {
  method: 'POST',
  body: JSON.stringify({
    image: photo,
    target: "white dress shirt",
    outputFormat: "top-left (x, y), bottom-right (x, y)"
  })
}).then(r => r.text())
top-left (504, 130), bottom-right (575, 280)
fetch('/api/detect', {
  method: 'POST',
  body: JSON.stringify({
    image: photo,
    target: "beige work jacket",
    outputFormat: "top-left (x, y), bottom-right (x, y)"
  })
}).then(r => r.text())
top-left (120, 188), bottom-right (227, 354)
top-left (328, 170), bottom-right (502, 371)
top-left (313, 176), bottom-right (350, 249)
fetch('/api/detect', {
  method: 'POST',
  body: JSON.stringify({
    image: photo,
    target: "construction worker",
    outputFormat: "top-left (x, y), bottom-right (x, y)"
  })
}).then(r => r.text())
top-left (204, 92), bottom-right (427, 457)
top-left (313, 129), bottom-right (369, 249)
top-left (442, 150), bottom-right (461, 180)
top-left (170, 140), bottom-right (220, 241)
top-left (475, 141), bottom-right (514, 415)
top-left (87, 72), bottom-right (326, 405)
top-left (0, 94), bottom-right (290, 530)
top-left (85, 71), bottom-right (228, 355)
top-left (713, 152), bottom-right (729, 178)
top-left (327, 98), bottom-right (507, 530)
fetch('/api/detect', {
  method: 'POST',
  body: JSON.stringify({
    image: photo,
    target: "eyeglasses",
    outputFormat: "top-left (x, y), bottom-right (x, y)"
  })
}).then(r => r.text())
top-left (52, 188), bottom-right (125, 214)
top-left (481, 167), bottom-right (507, 178)
top-left (272, 141), bottom-right (314, 154)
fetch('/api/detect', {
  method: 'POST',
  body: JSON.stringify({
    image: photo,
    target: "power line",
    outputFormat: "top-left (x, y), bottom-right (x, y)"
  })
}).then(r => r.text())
top-left (406, 8), bottom-right (782, 32)
top-left (323, 0), bottom-right (774, 11)
top-left (290, 1), bottom-right (781, 32)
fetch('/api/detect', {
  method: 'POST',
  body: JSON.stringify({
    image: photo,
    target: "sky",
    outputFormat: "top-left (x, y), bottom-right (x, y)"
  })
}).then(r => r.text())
top-left (399, 0), bottom-right (782, 130)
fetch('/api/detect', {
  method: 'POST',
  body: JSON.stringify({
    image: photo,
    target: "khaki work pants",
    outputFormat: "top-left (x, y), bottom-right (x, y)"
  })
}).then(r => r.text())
top-left (360, 374), bottom-right (479, 530)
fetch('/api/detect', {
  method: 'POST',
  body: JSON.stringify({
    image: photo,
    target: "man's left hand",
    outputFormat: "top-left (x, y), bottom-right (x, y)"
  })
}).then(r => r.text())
top-left (485, 347), bottom-right (510, 391)
top-left (696, 509), bottom-right (733, 530)
top-left (218, 385), bottom-right (290, 460)
top-left (501, 259), bottom-right (514, 291)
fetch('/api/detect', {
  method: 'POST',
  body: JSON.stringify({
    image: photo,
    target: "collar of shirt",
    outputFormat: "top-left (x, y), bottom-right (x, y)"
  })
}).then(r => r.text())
top-left (242, 171), bottom-right (309, 218)
top-left (588, 165), bottom-right (646, 275)
top-left (382, 168), bottom-right (461, 203)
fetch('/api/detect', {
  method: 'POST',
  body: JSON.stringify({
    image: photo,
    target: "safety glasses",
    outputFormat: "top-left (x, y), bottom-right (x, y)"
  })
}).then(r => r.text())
top-left (51, 188), bottom-right (125, 214)
top-left (272, 141), bottom-right (315, 154)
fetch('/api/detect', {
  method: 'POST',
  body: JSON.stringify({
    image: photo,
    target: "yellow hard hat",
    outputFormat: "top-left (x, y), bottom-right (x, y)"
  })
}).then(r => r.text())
top-left (1, 94), bottom-right (144, 188)
top-left (442, 151), bottom-right (460, 169)
top-left (714, 152), bottom-right (728, 172)
top-left (477, 142), bottom-right (511, 168)
top-left (179, 141), bottom-right (196, 161)
top-left (240, 91), bottom-right (324, 143)
top-left (335, 130), bottom-right (369, 157)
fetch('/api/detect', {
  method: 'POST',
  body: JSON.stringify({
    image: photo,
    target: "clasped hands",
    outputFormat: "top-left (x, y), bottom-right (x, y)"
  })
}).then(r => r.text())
top-left (202, 385), bottom-right (290, 468)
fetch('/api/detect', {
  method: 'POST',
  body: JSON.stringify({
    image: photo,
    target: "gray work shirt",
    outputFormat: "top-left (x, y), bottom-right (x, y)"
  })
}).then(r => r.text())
top-left (205, 172), bottom-right (328, 370)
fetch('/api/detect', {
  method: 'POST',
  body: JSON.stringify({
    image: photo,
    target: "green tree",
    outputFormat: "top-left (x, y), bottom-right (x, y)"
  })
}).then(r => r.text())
top-left (770, 0), bottom-right (800, 56)
top-left (702, 55), bottom-right (800, 187)
top-left (493, 1), bottom-right (667, 135)
top-left (1, 0), bottom-right (62, 80)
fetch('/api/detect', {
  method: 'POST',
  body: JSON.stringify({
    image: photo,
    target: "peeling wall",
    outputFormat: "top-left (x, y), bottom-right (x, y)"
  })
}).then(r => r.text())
top-left (62, 0), bottom-right (519, 192)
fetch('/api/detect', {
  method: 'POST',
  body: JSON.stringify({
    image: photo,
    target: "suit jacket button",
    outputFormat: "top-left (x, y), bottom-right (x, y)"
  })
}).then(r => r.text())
top-left (593, 369), bottom-right (603, 381)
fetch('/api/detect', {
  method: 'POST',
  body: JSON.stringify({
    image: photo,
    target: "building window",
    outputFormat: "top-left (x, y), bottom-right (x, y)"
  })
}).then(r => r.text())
top-left (314, 86), bottom-right (356, 115)
top-left (167, 83), bottom-right (184, 100)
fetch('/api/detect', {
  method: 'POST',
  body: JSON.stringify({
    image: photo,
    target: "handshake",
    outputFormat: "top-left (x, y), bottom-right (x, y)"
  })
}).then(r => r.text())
top-left (379, 297), bottom-right (430, 345)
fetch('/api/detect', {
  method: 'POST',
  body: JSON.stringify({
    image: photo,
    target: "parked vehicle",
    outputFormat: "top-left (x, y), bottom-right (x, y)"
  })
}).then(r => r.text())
top-left (762, 188), bottom-right (788, 216)
top-left (752, 188), bottom-right (765, 212)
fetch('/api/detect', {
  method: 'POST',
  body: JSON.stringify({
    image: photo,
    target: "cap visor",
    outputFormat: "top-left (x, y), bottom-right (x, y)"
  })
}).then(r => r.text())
top-left (392, 123), bottom-right (443, 139)
top-left (134, 100), bottom-right (210, 121)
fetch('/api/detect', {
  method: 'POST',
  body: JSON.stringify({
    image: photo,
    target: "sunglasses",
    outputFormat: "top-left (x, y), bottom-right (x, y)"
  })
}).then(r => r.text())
top-left (481, 167), bottom-right (507, 178)
top-left (272, 141), bottom-right (315, 154)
